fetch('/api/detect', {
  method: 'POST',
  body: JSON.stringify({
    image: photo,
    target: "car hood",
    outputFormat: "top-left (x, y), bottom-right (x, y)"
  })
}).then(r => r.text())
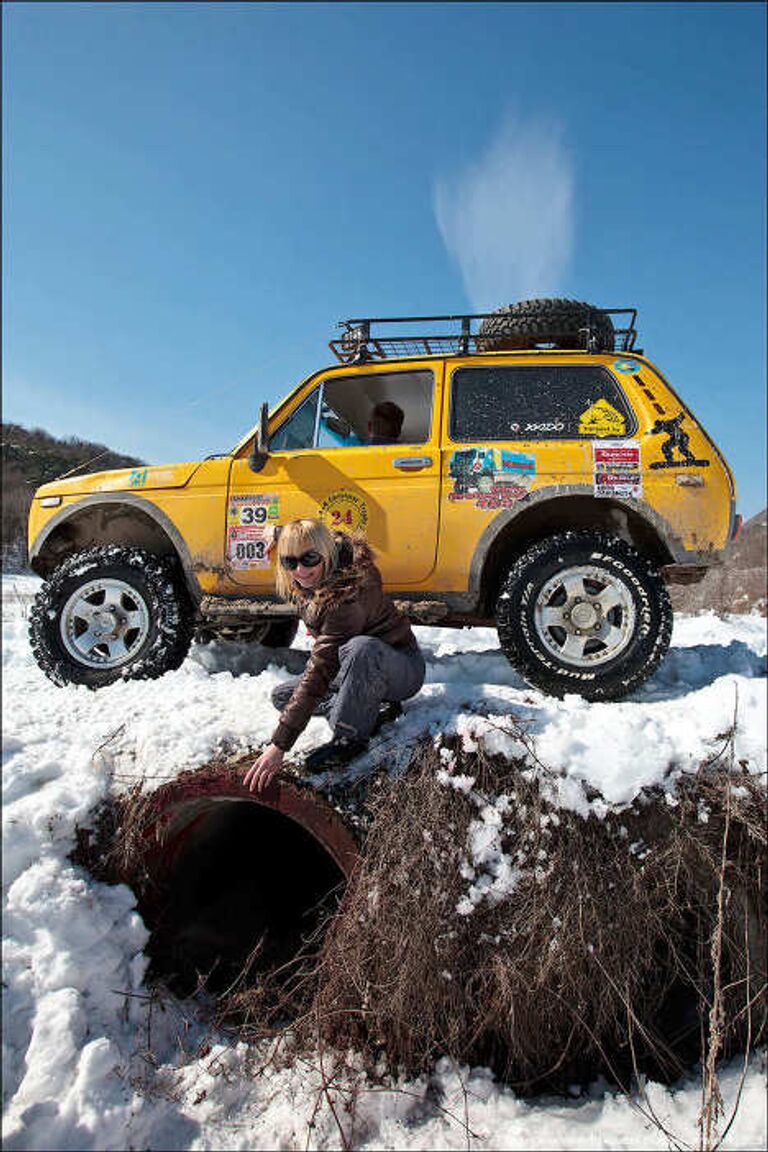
top-left (34, 461), bottom-right (207, 500)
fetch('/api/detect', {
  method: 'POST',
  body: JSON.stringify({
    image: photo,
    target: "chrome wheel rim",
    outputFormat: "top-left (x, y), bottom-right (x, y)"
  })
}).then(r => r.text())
top-left (534, 564), bottom-right (636, 668)
top-left (60, 578), bottom-right (151, 669)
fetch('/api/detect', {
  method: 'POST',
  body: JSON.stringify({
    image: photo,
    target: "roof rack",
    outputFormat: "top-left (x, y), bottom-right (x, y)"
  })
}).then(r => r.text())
top-left (329, 309), bottom-right (639, 364)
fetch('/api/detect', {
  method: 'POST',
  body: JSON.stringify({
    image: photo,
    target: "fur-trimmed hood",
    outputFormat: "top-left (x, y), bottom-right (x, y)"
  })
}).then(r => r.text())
top-left (294, 532), bottom-right (378, 614)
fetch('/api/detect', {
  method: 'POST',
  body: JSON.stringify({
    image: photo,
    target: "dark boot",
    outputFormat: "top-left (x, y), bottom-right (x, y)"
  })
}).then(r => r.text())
top-left (303, 733), bottom-right (369, 772)
top-left (371, 700), bottom-right (403, 735)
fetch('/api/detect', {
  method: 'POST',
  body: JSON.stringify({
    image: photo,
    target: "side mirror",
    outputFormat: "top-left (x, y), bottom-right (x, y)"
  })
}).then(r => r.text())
top-left (247, 403), bottom-right (269, 473)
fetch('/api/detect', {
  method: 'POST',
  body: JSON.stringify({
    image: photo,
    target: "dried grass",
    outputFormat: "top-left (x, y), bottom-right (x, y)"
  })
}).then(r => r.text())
top-left (299, 738), bottom-right (766, 1092)
top-left (72, 737), bottom-right (767, 1094)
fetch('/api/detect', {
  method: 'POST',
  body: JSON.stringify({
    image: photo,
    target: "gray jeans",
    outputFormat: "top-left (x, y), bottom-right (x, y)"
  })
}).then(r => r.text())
top-left (271, 635), bottom-right (426, 742)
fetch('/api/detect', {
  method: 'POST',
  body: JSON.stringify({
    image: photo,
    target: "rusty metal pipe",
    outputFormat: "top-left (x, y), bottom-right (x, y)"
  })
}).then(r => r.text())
top-left (132, 768), bottom-right (360, 996)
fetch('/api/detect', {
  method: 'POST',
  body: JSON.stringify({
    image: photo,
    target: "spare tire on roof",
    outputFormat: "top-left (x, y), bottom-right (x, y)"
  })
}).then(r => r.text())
top-left (478, 298), bottom-right (615, 352)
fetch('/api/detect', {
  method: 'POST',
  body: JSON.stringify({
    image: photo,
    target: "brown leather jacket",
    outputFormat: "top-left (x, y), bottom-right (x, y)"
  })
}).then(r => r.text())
top-left (271, 534), bottom-right (417, 751)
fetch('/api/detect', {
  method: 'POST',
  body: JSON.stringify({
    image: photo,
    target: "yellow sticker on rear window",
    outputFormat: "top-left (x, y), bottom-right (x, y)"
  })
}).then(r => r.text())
top-left (578, 399), bottom-right (626, 437)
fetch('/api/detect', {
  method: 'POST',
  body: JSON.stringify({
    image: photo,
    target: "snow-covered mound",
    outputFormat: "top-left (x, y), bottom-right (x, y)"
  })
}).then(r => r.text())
top-left (2, 574), bottom-right (766, 1150)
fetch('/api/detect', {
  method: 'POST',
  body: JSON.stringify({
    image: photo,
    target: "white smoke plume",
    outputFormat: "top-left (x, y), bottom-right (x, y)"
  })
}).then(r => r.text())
top-left (434, 114), bottom-right (575, 312)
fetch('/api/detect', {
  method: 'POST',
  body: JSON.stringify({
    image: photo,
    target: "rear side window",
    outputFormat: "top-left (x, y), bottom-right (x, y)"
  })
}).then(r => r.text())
top-left (450, 365), bottom-right (635, 440)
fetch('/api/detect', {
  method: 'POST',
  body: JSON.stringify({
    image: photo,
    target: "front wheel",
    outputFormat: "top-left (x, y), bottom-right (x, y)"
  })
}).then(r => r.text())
top-left (29, 545), bottom-right (194, 688)
top-left (496, 532), bottom-right (672, 700)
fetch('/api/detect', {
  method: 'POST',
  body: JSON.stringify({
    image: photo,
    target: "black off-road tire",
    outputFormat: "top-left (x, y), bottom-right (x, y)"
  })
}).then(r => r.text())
top-left (479, 298), bottom-right (615, 352)
top-left (29, 545), bottom-right (194, 688)
top-left (496, 531), bottom-right (672, 701)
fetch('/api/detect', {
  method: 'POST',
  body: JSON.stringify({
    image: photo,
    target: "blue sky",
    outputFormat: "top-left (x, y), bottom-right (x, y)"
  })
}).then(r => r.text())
top-left (3, 1), bottom-right (766, 517)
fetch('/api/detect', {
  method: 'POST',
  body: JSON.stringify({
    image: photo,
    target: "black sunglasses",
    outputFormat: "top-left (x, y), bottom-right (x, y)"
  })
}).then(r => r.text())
top-left (280, 550), bottom-right (323, 571)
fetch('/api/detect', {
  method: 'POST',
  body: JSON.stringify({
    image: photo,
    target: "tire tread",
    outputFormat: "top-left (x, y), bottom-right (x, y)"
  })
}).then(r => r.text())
top-left (479, 298), bottom-right (615, 352)
top-left (496, 530), bottom-right (672, 700)
top-left (29, 545), bottom-right (194, 688)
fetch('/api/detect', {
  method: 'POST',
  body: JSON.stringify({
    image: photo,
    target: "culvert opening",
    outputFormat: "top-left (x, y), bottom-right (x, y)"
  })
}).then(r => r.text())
top-left (143, 796), bottom-right (348, 998)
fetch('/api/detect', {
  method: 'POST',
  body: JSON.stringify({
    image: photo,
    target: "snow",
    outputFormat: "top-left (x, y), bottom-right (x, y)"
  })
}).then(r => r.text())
top-left (434, 764), bottom-right (524, 916)
top-left (2, 572), bottom-right (766, 1150)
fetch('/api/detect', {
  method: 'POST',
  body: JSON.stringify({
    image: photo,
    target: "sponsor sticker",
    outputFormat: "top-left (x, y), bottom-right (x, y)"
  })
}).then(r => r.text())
top-left (227, 526), bottom-right (274, 569)
top-left (522, 421), bottom-right (565, 433)
top-left (593, 440), bottom-right (642, 499)
top-left (613, 359), bottom-right (641, 374)
top-left (318, 489), bottom-right (369, 533)
top-left (648, 412), bottom-right (711, 470)
top-left (578, 399), bottom-right (627, 438)
top-left (448, 448), bottom-right (535, 507)
top-left (227, 493), bottom-right (280, 568)
top-left (227, 493), bottom-right (280, 524)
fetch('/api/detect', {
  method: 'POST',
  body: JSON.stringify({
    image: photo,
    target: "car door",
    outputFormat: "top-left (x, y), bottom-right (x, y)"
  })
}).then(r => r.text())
top-left (226, 362), bottom-right (443, 589)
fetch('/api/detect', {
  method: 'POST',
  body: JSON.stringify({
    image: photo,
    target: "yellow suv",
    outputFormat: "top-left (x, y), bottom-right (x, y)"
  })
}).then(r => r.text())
top-left (27, 298), bottom-right (739, 700)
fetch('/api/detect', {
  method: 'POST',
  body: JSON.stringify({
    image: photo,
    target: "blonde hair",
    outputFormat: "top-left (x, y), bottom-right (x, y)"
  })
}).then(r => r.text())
top-left (274, 518), bottom-right (338, 601)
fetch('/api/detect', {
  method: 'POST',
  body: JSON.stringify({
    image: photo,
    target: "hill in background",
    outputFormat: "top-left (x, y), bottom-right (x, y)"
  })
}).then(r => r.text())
top-left (2, 423), bottom-right (143, 568)
top-left (668, 508), bottom-right (766, 616)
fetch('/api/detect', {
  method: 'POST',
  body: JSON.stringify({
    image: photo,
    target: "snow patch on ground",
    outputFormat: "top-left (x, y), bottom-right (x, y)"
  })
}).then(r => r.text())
top-left (2, 575), bottom-right (766, 1149)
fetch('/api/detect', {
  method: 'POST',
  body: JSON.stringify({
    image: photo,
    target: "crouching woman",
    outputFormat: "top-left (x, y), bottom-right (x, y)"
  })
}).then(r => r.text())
top-left (244, 518), bottom-right (425, 792)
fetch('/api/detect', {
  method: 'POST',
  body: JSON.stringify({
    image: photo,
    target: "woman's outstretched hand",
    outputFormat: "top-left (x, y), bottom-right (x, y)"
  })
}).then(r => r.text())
top-left (244, 743), bottom-right (285, 793)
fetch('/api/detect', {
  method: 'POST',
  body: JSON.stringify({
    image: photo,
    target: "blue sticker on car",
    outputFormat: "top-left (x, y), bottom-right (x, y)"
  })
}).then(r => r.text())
top-left (613, 359), bottom-right (641, 374)
top-left (448, 448), bottom-right (535, 508)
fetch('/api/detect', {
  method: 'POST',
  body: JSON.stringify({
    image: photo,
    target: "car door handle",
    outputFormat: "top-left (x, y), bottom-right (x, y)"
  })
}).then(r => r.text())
top-left (393, 457), bottom-right (433, 470)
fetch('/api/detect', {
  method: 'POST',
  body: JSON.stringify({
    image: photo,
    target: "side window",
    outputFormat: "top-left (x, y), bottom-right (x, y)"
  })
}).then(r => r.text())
top-left (269, 370), bottom-right (435, 452)
top-left (450, 366), bottom-right (636, 440)
top-left (317, 397), bottom-right (364, 449)
top-left (268, 388), bottom-right (319, 452)
top-left (317, 370), bottom-right (434, 448)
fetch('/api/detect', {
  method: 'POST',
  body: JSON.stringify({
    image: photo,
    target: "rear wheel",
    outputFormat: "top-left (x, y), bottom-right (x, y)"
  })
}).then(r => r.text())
top-left (496, 531), bottom-right (672, 700)
top-left (29, 545), bottom-right (194, 688)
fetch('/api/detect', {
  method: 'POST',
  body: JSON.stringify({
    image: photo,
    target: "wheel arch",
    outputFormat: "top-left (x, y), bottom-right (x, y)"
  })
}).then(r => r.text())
top-left (29, 494), bottom-right (202, 603)
top-left (470, 489), bottom-right (679, 615)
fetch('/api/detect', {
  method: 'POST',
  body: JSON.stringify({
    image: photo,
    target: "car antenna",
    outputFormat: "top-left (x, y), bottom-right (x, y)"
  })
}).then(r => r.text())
top-left (52, 449), bottom-right (114, 482)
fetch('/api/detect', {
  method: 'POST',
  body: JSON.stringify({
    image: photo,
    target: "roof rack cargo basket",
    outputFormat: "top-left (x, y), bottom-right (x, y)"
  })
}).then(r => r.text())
top-left (329, 308), bottom-right (639, 364)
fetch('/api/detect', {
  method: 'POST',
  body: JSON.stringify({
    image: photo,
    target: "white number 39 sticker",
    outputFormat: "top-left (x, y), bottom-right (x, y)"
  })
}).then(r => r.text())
top-left (226, 494), bottom-right (279, 569)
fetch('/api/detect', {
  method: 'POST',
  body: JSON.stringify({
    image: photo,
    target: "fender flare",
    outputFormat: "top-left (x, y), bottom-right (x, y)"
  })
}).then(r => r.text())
top-left (466, 484), bottom-right (692, 604)
top-left (30, 492), bottom-right (203, 602)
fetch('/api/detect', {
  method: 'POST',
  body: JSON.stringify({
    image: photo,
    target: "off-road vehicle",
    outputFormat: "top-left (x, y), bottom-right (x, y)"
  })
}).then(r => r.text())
top-left (27, 298), bottom-right (739, 700)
